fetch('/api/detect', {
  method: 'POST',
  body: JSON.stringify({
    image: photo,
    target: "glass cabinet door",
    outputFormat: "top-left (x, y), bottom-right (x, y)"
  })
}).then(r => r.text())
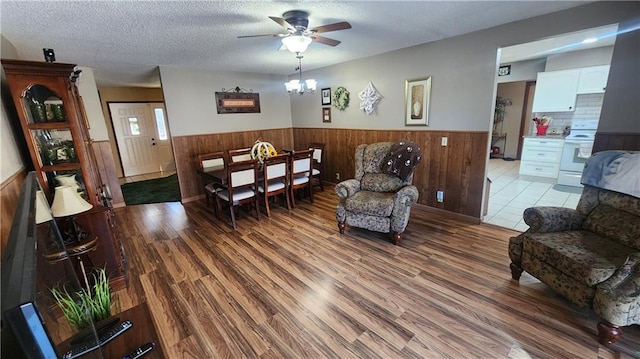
top-left (31, 129), bottom-right (79, 166)
top-left (23, 84), bottom-right (68, 124)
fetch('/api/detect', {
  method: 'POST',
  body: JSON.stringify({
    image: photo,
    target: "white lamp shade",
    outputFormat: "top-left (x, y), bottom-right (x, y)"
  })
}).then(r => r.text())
top-left (285, 80), bottom-right (297, 92)
top-left (51, 185), bottom-right (93, 217)
top-left (282, 36), bottom-right (312, 53)
top-left (305, 79), bottom-right (317, 91)
top-left (285, 79), bottom-right (300, 92)
top-left (35, 191), bottom-right (53, 224)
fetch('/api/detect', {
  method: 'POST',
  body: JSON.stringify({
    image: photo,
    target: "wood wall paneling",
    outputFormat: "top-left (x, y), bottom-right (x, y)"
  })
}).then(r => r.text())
top-left (292, 128), bottom-right (488, 218)
top-left (172, 128), bottom-right (294, 202)
top-left (593, 132), bottom-right (640, 153)
top-left (172, 127), bottom-right (488, 218)
top-left (1, 168), bottom-right (27, 254)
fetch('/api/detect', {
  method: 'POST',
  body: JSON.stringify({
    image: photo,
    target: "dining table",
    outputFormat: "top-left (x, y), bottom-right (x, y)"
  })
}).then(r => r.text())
top-left (196, 150), bottom-right (295, 187)
top-left (197, 164), bottom-right (228, 186)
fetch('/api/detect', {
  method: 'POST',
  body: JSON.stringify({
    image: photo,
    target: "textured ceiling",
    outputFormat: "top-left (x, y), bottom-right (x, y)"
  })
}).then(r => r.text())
top-left (1, 1), bottom-right (590, 87)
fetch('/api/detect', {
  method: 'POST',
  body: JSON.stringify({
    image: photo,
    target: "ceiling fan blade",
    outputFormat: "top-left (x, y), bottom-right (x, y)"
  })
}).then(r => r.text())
top-left (311, 35), bottom-right (341, 47)
top-left (269, 16), bottom-right (295, 31)
top-left (310, 21), bottom-right (352, 34)
top-left (238, 33), bottom-right (286, 39)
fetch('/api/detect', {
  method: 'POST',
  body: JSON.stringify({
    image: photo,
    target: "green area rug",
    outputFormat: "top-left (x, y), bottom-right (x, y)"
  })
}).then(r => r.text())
top-left (121, 174), bottom-right (181, 205)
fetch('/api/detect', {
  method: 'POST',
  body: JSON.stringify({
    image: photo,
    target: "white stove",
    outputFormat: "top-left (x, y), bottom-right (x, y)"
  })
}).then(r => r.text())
top-left (558, 120), bottom-right (598, 187)
top-left (564, 120), bottom-right (598, 143)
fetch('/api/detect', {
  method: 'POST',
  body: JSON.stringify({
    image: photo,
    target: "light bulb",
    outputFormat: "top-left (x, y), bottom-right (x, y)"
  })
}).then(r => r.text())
top-left (282, 36), bottom-right (312, 53)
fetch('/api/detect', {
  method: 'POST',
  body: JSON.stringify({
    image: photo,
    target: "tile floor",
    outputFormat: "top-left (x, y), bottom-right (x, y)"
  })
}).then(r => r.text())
top-left (118, 170), bottom-right (176, 186)
top-left (484, 158), bottom-right (582, 232)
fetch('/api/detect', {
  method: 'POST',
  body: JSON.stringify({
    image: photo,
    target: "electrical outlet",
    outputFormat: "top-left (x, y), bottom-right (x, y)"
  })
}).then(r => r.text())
top-left (336, 172), bottom-right (340, 180)
top-left (437, 190), bottom-right (444, 203)
top-left (441, 137), bottom-right (448, 146)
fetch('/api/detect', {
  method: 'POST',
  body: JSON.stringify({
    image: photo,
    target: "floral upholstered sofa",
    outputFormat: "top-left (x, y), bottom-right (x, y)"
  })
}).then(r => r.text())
top-left (335, 142), bottom-right (420, 245)
top-left (509, 150), bottom-right (640, 345)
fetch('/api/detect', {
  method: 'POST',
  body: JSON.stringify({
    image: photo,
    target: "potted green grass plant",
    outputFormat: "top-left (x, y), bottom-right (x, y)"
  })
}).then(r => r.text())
top-left (50, 267), bottom-right (112, 330)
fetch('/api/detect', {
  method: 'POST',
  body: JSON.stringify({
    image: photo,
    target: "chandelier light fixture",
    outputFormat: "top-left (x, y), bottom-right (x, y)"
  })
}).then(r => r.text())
top-left (281, 35), bottom-right (312, 54)
top-left (285, 54), bottom-right (316, 95)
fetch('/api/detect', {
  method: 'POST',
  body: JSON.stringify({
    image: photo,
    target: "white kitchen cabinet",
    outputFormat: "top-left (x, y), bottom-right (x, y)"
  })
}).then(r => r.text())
top-left (519, 137), bottom-right (565, 178)
top-left (577, 65), bottom-right (610, 94)
top-left (531, 69), bottom-right (580, 112)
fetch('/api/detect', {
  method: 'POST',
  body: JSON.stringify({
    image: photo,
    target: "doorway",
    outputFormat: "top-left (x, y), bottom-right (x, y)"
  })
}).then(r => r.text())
top-left (483, 24), bottom-right (617, 230)
top-left (109, 102), bottom-right (175, 177)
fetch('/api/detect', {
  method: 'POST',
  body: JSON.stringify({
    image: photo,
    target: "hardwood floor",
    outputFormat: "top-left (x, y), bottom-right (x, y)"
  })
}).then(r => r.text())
top-left (112, 186), bottom-right (639, 359)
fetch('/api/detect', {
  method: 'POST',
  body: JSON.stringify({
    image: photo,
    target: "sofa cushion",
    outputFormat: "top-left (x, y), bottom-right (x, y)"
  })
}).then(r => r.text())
top-left (344, 190), bottom-right (395, 217)
top-left (524, 230), bottom-right (634, 286)
top-left (583, 204), bottom-right (640, 251)
top-left (362, 142), bottom-right (393, 174)
top-left (361, 173), bottom-right (405, 192)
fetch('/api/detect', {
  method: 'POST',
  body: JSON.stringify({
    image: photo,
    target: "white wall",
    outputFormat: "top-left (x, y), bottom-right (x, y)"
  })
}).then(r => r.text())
top-left (290, 34), bottom-right (497, 131)
top-left (289, 2), bottom-right (640, 138)
top-left (159, 66), bottom-right (292, 136)
top-left (1, 35), bottom-right (26, 182)
top-left (545, 46), bottom-right (614, 71)
top-left (77, 67), bottom-right (109, 140)
top-left (497, 59), bottom-right (546, 84)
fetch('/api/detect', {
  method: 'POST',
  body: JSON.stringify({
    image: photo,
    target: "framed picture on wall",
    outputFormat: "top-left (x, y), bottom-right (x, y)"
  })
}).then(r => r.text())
top-left (321, 88), bottom-right (331, 106)
top-left (404, 77), bottom-right (431, 126)
top-left (322, 107), bottom-right (331, 123)
top-left (215, 91), bottom-right (261, 114)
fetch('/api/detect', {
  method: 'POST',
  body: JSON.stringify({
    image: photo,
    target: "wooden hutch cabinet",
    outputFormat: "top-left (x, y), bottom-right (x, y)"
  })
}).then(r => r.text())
top-left (2, 59), bottom-right (128, 290)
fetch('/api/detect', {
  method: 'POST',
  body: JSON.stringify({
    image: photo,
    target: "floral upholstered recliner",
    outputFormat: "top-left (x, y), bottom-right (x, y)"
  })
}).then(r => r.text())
top-left (509, 150), bottom-right (640, 345)
top-left (335, 142), bottom-right (420, 245)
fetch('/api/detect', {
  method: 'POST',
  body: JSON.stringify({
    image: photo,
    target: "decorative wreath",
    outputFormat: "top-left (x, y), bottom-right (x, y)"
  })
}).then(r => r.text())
top-left (333, 86), bottom-right (350, 111)
top-left (250, 140), bottom-right (277, 164)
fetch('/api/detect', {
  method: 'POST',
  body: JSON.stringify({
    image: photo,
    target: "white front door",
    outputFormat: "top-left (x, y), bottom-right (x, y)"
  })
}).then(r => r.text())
top-left (149, 103), bottom-right (175, 171)
top-left (110, 103), bottom-right (174, 177)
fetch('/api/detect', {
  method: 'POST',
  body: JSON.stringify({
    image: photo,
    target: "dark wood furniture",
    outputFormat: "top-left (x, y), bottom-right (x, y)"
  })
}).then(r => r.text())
top-left (213, 159), bottom-right (260, 229)
top-left (197, 152), bottom-right (226, 213)
top-left (2, 59), bottom-right (127, 290)
top-left (57, 303), bottom-right (165, 359)
top-left (259, 153), bottom-right (291, 217)
top-left (289, 149), bottom-right (314, 207)
top-left (308, 142), bottom-right (326, 191)
top-left (227, 147), bottom-right (252, 162)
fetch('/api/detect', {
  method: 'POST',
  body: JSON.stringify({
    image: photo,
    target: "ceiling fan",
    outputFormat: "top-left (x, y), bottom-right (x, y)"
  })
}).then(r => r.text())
top-left (238, 10), bottom-right (352, 53)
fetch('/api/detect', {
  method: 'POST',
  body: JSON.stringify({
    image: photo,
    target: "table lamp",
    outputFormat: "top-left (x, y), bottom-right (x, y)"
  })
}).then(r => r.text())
top-left (50, 185), bottom-right (93, 245)
top-left (35, 190), bottom-right (53, 224)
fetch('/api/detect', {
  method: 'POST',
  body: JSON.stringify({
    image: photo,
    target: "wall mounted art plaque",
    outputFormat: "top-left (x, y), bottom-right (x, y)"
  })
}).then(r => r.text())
top-left (215, 87), bottom-right (261, 114)
top-left (404, 77), bottom-right (431, 126)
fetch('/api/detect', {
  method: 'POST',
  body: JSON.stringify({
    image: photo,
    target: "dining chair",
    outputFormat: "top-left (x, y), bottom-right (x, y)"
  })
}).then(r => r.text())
top-left (197, 151), bottom-right (226, 213)
top-left (213, 159), bottom-right (260, 229)
top-left (308, 142), bottom-right (325, 191)
top-left (258, 153), bottom-right (291, 217)
top-left (228, 147), bottom-right (252, 163)
top-left (289, 149), bottom-right (314, 207)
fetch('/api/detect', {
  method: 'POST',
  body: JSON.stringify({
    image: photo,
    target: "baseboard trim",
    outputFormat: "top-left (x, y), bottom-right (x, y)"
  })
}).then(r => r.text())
top-left (182, 194), bottom-right (204, 204)
top-left (113, 201), bottom-right (126, 208)
top-left (413, 203), bottom-right (481, 225)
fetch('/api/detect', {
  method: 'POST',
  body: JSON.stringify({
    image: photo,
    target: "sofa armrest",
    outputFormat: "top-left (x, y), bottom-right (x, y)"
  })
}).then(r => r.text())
top-left (523, 206), bottom-right (585, 233)
top-left (598, 253), bottom-right (640, 295)
top-left (335, 179), bottom-right (361, 199)
top-left (394, 185), bottom-right (419, 208)
top-left (594, 253), bottom-right (640, 326)
top-left (390, 185), bottom-right (419, 234)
